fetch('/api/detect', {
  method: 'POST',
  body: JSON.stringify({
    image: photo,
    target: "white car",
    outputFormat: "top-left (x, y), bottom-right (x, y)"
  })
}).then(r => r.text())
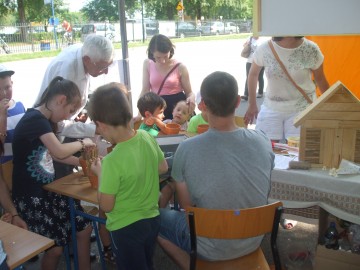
top-left (81, 23), bottom-right (116, 42)
top-left (200, 21), bottom-right (226, 35)
top-left (225, 22), bottom-right (238, 34)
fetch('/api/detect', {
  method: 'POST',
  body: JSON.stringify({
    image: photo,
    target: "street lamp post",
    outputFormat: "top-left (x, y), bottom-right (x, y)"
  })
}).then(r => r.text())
top-left (45, 0), bottom-right (58, 49)
top-left (118, 0), bottom-right (132, 114)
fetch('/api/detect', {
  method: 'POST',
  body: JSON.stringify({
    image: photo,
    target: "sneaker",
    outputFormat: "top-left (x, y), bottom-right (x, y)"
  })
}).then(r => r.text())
top-left (241, 95), bottom-right (248, 101)
top-left (256, 93), bottom-right (263, 98)
top-left (103, 246), bottom-right (116, 264)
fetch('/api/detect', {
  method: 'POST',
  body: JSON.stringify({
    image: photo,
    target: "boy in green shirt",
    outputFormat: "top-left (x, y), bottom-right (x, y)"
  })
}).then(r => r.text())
top-left (187, 91), bottom-right (208, 133)
top-left (137, 92), bottom-right (167, 136)
top-left (88, 83), bottom-right (168, 269)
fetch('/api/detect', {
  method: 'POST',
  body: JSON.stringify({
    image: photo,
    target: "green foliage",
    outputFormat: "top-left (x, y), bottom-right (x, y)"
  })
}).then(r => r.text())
top-left (143, 0), bottom-right (252, 21)
top-left (0, 0), bottom-right (17, 16)
top-left (81, 0), bottom-right (140, 21)
top-left (0, 0), bottom-right (253, 25)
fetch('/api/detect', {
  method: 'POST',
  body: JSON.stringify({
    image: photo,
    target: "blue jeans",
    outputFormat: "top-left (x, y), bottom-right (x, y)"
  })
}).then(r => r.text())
top-left (110, 216), bottom-right (160, 270)
top-left (159, 208), bottom-right (191, 253)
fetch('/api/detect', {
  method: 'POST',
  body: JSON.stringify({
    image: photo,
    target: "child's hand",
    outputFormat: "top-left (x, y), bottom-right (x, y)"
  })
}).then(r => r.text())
top-left (75, 113), bottom-right (88, 123)
top-left (0, 213), bottom-right (12, 223)
top-left (0, 98), bottom-right (10, 114)
top-left (144, 116), bottom-right (155, 126)
top-left (83, 138), bottom-right (96, 149)
top-left (90, 157), bottom-right (102, 176)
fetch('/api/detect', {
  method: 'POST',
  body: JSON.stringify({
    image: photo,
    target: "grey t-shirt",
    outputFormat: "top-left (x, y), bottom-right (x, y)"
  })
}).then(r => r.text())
top-left (171, 127), bottom-right (275, 260)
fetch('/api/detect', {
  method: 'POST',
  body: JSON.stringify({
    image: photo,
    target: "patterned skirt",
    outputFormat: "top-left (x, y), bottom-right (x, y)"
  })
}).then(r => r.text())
top-left (14, 191), bottom-right (91, 246)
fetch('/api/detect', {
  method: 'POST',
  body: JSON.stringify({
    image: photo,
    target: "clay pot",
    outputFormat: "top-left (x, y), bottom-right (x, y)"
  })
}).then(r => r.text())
top-left (164, 123), bottom-right (181, 135)
top-left (197, 124), bottom-right (209, 134)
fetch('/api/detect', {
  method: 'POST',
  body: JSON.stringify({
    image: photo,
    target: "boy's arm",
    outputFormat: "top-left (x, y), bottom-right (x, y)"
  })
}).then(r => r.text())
top-left (158, 159), bottom-right (168, 175)
top-left (91, 157), bottom-right (116, 213)
top-left (0, 99), bottom-right (9, 143)
top-left (175, 181), bottom-right (192, 210)
top-left (152, 117), bottom-right (166, 133)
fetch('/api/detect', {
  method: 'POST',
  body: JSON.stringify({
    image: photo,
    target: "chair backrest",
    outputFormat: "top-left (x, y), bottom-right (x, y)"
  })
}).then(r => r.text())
top-left (1, 160), bottom-right (13, 191)
top-left (187, 201), bottom-right (283, 270)
top-left (187, 201), bottom-right (283, 239)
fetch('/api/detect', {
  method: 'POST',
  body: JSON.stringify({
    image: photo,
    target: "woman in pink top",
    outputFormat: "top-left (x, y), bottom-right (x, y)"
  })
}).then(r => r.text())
top-left (140, 34), bottom-right (195, 120)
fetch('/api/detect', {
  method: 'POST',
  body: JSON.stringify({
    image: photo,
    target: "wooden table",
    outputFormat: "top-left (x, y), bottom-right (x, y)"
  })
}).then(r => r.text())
top-left (44, 172), bottom-right (98, 204)
top-left (43, 172), bottom-right (106, 270)
top-left (0, 220), bottom-right (54, 270)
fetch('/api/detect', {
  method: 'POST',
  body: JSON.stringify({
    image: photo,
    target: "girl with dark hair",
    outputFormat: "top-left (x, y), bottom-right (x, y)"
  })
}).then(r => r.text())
top-left (12, 76), bottom-right (95, 270)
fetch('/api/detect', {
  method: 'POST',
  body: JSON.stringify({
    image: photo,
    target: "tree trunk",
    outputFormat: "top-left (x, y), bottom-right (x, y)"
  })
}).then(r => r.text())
top-left (17, 0), bottom-right (28, 42)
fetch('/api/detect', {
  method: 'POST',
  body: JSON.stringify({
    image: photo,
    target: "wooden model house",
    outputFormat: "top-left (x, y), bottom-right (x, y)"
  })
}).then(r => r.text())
top-left (294, 81), bottom-right (360, 169)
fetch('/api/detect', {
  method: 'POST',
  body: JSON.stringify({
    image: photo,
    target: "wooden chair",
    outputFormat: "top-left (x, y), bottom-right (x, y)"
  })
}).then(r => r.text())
top-left (187, 201), bottom-right (283, 270)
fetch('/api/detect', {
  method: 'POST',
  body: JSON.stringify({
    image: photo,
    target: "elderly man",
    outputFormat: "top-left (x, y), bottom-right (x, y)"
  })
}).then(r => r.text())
top-left (35, 34), bottom-right (114, 138)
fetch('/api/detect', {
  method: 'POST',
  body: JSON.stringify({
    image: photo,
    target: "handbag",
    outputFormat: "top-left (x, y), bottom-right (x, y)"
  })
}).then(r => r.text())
top-left (157, 63), bottom-right (181, 95)
top-left (268, 40), bottom-right (313, 104)
top-left (241, 37), bottom-right (252, 58)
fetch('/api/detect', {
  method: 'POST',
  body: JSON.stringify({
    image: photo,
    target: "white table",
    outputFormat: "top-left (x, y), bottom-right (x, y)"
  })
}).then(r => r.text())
top-left (269, 168), bottom-right (360, 224)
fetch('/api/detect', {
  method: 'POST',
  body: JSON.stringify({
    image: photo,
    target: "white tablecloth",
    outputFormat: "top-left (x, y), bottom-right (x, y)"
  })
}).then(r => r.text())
top-left (270, 168), bottom-right (360, 224)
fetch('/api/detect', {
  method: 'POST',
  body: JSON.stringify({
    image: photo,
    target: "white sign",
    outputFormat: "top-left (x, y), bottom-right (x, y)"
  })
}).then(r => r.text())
top-left (44, 0), bottom-right (51, 4)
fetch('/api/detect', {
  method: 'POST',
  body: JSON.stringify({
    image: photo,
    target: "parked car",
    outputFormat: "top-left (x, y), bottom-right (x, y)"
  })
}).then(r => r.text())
top-left (225, 22), bottom-right (238, 34)
top-left (200, 21), bottom-right (226, 35)
top-left (0, 26), bottom-right (19, 35)
top-left (238, 21), bottom-right (252, 33)
top-left (81, 23), bottom-right (116, 41)
top-left (175, 21), bottom-right (201, 38)
top-left (145, 20), bottom-right (159, 36)
top-left (72, 24), bottom-right (82, 32)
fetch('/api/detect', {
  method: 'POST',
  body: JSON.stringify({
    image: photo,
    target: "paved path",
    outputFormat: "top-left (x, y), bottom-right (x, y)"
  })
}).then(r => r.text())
top-left (4, 38), bottom-right (265, 116)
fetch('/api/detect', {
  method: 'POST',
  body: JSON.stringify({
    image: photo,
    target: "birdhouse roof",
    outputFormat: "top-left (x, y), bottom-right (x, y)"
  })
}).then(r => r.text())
top-left (294, 81), bottom-right (360, 127)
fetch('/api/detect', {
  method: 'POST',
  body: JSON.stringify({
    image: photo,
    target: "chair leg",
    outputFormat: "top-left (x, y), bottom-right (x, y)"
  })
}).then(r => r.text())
top-left (92, 221), bottom-right (107, 269)
top-left (63, 244), bottom-right (71, 270)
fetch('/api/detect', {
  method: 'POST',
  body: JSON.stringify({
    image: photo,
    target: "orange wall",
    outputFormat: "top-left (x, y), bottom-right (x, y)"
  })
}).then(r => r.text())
top-left (307, 35), bottom-right (360, 99)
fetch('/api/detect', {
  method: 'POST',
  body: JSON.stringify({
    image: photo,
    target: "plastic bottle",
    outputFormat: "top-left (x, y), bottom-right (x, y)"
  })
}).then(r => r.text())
top-left (324, 222), bottom-right (339, 250)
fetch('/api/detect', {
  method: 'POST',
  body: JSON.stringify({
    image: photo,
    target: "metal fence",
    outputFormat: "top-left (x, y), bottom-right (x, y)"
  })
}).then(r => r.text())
top-left (0, 20), bottom-right (252, 55)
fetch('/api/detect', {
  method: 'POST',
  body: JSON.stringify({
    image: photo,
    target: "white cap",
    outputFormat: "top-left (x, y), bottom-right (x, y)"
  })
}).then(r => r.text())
top-left (0, 64), bottom-right (14, 77)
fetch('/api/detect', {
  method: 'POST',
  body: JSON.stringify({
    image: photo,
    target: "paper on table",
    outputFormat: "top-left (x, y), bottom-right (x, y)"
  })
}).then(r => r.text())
top-left (275, 154), bottom-right (298, 170)
top-left (336, 159), bottom-right (360, 175)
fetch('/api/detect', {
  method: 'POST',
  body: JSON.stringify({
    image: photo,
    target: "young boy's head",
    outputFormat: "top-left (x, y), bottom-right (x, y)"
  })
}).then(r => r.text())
top-left (171, 100), bottom-right (190, 125)
top-left (0, 64), bottom-right (14, 101)
top-left (88, 82), bottom-right (132, 129)
top-left (137, 92), bottom-right (166, 121)
top-left (200, 71), bottom-right (239, 117)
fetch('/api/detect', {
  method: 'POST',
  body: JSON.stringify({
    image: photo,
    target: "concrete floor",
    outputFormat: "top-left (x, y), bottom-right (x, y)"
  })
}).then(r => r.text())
top-left (22, 214), bottom-right (318, 270)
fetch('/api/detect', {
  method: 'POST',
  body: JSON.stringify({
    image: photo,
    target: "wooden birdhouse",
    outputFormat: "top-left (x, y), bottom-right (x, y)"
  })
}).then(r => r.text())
top-left (294, 81), bottom-right (360, 169)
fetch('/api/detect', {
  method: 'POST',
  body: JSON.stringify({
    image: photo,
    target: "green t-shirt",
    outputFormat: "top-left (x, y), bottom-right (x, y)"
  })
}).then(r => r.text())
top-left (187, 113), bottom-right (208, 133)
top-left (100, 130), bottom-right (164, 231)
top-left (139, 122), bottom-right (160, 137)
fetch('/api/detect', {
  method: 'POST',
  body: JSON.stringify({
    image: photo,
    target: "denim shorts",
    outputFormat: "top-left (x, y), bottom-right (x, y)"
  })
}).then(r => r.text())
top-left (159, 208), bottom-right (191, 253)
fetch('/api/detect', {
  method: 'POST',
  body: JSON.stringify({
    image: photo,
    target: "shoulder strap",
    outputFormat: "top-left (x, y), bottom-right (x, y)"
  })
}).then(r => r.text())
top-left (268, 40), bottom-right (312, 104)
top-left (157, 63), bottom-right (181, 95)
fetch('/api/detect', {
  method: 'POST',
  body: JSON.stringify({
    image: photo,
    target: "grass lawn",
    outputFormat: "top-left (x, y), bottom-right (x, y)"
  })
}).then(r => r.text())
top-left (0, 33), bottom-right (250, 63)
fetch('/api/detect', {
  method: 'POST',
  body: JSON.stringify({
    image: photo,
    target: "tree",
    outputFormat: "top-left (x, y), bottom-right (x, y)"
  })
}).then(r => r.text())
top-left (142, 0), bottom-right (252, 21)
top-left (81, 0), bottom-right (139, 22)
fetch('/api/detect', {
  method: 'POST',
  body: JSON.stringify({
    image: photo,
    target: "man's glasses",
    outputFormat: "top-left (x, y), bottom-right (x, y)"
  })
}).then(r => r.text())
top-left (92, 61), bottom-right (113, 73)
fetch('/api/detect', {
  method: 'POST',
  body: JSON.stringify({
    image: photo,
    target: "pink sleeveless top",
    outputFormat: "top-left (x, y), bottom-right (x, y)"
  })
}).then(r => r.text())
top-left (148, 60), bottom-right (183, 96)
